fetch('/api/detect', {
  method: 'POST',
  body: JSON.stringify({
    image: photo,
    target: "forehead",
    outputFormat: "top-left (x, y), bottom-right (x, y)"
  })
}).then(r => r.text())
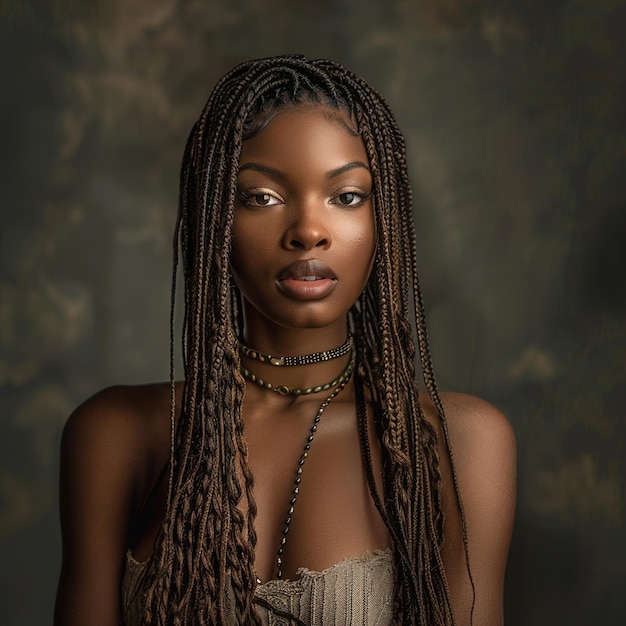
top-left (238, 106), bottom-right (368, 170)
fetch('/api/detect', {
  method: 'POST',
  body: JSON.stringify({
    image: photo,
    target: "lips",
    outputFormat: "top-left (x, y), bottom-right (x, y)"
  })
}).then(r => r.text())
top-left (277, 259), bottom-right (337, 281)
top-left (276, 259), bottom-right (338, 300)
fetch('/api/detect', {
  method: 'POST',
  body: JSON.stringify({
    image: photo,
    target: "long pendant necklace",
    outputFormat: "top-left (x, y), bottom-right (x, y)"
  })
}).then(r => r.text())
top-left (243, 347), bottom-right (356, 581)
top-left (274, 361), bottom-right (353, 580)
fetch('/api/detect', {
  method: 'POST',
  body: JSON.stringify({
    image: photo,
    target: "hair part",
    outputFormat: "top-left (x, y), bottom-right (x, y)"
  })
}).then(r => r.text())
top-left (133, 54), bottom-right (472, 626)
top-left (242, 85), bottom-right (359, 139)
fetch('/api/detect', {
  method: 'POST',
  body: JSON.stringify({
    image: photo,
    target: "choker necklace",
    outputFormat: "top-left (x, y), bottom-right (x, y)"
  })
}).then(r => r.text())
top-left (239, 335), bottom-right (353, 367)
top-left (242, 352), bottom-right (355, 396)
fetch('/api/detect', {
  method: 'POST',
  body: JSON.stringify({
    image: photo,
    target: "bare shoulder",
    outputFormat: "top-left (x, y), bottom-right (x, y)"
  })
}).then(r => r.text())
top-left (419, 391), bottom-right (516, 473)
top-left (424, 391), bottom-right (516, 517)
top-left (420, 391), bottom-right (516, 625)
top-left (59, 381), bottom-right (176, 542)
top-left (55, 382), bottom-right (174, 625)
top-left (437, 391), bottom-right (516, 459)
top-left (60, 381), bottom-right (175, 527)
top-left (62, 382), bottom-right (172, 464)
top-left (421, 390), bottom-right (516, 510)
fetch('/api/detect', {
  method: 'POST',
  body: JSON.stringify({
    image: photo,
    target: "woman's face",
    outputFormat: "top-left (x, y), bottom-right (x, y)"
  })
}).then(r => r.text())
top-left (230, 105), bottom-right (376, 334)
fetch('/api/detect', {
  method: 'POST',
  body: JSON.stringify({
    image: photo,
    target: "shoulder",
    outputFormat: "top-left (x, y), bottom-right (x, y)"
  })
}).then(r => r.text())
top-left (436, 392), bottom-right (517, 540)
top-left (421, 390), bottom-right (516, 513)
top-left (438, 391), bottom-right (516, 461)
top-left (62, 382), bottom-right (172, 457)
top-left (60, 382), bottom-right (176, 509)
top-left (420, 391), bottom-right (515, 465)
top-left (61, 384), bottom-right (172, 485)
top-left (60, 382), bottom-right (175, 522)
top-left (55, 383), bottom-right (176, 624)
top-left (420, 391), bottom-right (516, 624)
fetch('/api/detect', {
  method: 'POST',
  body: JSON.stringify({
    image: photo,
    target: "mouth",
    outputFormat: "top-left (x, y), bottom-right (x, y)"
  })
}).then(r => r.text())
top-left (277, 259), bottom-right (337, 281)
top-left (276, 259), bottom-right (338, 299)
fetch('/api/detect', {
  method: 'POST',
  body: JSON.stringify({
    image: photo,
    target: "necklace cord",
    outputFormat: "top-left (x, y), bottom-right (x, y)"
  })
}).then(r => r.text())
top-left (249, 353), bottom-right (356, 581)
top-left (239, 335), bottom-right (353, 367)
top-left (241, 350), bottom-right (355, 396)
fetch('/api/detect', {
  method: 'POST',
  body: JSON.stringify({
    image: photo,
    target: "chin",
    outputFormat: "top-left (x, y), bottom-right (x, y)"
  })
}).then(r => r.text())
top-left (261, 305), bottom-right (347, 331)
top-left (240, 291), bottom-right (358, 332)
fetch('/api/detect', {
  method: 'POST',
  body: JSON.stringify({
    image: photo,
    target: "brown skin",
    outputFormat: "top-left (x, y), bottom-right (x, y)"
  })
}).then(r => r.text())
top-left (54, 107), bottom-right (516, 625)
top-left (231, 106), bottom-right (376, 341)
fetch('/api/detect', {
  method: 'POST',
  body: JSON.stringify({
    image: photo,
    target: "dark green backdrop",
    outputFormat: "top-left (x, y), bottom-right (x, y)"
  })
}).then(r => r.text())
top-left (1, 0), bottom-right (624, 624)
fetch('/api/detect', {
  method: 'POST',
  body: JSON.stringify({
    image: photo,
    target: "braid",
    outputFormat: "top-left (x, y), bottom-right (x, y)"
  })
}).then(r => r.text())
top-left (131, 55), bottom-right (471, 625)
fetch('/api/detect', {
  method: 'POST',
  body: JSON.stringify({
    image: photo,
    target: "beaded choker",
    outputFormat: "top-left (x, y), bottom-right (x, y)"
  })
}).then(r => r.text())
top-left (239, 335), bottom-right (353, 367)
top-left (241, 351), bottom-right (355, 396)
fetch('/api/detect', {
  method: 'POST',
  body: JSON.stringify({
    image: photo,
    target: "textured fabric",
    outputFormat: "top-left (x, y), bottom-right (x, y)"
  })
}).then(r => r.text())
top-left (122, 549), bottom-right (395, 625)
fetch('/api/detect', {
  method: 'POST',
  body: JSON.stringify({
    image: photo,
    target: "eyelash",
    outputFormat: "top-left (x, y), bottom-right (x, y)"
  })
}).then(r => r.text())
top-left (236, 188), bottom-right (284, 207)
top-left (236, 188), bottom-right (371, 208)
top-left (331, 190), bottom-right (370, 207)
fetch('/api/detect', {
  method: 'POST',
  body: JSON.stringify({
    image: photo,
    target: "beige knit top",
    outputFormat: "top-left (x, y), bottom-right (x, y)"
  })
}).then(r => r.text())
top-left (122, 549), bottom-right (395, 625)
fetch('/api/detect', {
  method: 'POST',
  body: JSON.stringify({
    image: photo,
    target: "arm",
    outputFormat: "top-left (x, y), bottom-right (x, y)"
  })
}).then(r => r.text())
top-left (54, 387), bottom-right (141, 626)
top-left (437, 393), bottom-right (517, 626)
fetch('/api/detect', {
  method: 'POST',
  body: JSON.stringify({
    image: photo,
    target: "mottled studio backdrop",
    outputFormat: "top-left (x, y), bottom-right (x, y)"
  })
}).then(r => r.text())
top-left (1, 0), bottom-right (625, 624)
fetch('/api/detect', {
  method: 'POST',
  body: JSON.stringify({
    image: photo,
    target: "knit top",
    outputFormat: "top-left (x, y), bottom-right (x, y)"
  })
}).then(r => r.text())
top-left (122, 548), bottom-right (395, 625)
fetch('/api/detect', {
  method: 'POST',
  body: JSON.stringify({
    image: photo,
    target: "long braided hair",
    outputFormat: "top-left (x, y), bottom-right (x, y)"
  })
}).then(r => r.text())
top-left (138, 55), bottom-right (471, 625)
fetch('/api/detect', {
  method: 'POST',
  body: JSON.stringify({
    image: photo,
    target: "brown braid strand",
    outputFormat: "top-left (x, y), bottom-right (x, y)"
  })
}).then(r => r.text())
top-left (132, 55), bottom-right (473, 626)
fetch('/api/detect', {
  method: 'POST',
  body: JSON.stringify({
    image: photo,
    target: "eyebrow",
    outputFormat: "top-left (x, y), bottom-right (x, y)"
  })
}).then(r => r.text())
top-left (327, 161), bottom-right (370, 179)
top-left (238, 163), bottom-right (286, 179)
top-left (237, 160), bottom-right (370, 180)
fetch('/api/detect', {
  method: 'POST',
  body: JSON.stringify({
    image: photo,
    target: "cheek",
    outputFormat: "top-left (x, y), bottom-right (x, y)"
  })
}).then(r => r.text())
top-left (230, 221), bottom-right (271, 270)
top-left (339, 213), bottom-right (376, 258)
top-left (335, 215), bottom-right (377, 294)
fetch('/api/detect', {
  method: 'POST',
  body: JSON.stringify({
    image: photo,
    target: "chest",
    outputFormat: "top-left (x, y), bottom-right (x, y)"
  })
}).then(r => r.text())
top-left (242, 396), bottom-right (389, 582)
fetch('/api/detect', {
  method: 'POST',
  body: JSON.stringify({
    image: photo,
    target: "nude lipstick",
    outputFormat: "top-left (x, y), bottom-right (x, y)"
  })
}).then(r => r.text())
top-left (276, 259), bottom-right (338, 300)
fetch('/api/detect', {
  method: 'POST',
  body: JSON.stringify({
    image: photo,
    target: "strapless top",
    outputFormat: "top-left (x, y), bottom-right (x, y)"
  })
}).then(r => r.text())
top-left (122, 549), bottom-right (395, 625)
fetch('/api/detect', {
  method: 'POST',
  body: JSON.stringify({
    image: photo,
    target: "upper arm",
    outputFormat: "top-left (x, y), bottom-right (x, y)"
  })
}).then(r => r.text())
top-left (54, 387), bottom-right (142, 626)
top-left (438, 393), bottom-right (517, 626)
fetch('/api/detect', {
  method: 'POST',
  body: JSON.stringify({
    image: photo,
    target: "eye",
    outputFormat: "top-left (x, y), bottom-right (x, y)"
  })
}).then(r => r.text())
top-left (251, 193), bottom-right (279, 206)
top-left (237, 188), bottom-right (283, 207)
top-left (333, 191), bottom-right (368, 207)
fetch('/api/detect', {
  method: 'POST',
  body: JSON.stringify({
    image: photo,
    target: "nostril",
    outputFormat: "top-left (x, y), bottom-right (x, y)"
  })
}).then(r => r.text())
top-left (283, 228), bottom-right (331, 251)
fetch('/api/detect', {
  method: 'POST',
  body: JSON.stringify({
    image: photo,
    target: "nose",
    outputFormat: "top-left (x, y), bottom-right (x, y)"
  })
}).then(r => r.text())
top-left (281, 201), bottom-right (332, 251)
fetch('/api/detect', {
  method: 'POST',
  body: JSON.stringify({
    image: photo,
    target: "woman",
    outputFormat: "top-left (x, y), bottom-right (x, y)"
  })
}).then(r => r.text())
top-left (54, 55), bottom-right (516, 625)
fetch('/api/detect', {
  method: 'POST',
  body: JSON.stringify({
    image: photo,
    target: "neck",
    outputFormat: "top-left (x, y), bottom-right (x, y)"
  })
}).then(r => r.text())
top-left (240, 323), bottom-right (349, 358)
top-left (239, 325), bottom-right (353, 397)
